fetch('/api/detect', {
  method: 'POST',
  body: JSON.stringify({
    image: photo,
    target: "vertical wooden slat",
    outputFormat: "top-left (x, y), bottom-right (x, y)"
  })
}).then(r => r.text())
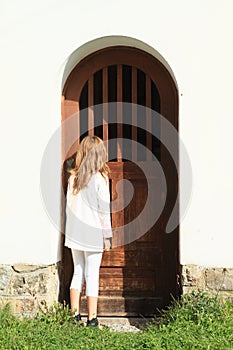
top-left (103, 67), bottom-right (108, 156)
top-left (61, 95), bottom-right (65, 162)
top-left (109, 164), bottom-right (125, 249)
top-left (77, 100), bottom-right (80, 143)
top-left (75, 99), bottom-right (80, 147)
top-left (117, 65), bottom-right (122, 161)
top-left (132, 67), bottom-right (137, 161)
top-left (62, 98), bottom-right (80, 160)
top-left (88, 75), bottom-right (94, 135)
top-left (146, 75), bottom-right (152, 160)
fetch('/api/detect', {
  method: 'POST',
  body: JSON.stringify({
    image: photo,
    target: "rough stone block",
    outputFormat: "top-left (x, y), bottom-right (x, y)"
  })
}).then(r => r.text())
top-left (1, 263), bottom-right (59, 316)
top-left (23, 297), bottom-right (35, 313)
top-left (205, 268), bottom-right (233, 291)
top-left (0, 265), bottom-right (13, 293)
top-left (12, 264), bottom-right (44, 273)
top-left (182, 264), bottom-right (205, 288)
top-left (8, 268), bottom-right (56, 297)
top-left (1, 298), bottom-right (24, 314)
top-left (9, 275), bottom-right (25, 295)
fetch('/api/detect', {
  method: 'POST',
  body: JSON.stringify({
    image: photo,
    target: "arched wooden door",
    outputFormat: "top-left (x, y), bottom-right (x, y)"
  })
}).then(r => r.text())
top-left (60, 46), bottom-right (180, 316)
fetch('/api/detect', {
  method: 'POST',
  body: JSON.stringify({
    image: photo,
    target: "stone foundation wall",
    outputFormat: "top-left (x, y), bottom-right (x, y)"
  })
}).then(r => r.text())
top-left (0, 263), bottom-right (59, 317)
top-left (182, 265), bottom-right (233, 300)
top-left (1, 263), bottom-right (232, 317)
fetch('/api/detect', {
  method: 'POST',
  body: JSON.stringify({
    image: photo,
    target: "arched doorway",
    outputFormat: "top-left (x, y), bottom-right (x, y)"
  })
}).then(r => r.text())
top-left (60, 46), bottom-right (180, 316)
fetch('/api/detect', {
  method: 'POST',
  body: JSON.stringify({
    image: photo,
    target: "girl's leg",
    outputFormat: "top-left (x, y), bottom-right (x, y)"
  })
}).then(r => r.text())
top-left (87, 296), bottom-right (98, 320)
top-left (70, 249), bottom-right (85, 315)
top-left (70, 289), bottom-right (81, 316)
top-left (84, 251), bottom-right (103, 320)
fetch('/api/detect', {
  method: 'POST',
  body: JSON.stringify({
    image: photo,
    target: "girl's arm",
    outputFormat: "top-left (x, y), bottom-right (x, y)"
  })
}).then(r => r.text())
top-left (97, 175), bottom-right (112, 240)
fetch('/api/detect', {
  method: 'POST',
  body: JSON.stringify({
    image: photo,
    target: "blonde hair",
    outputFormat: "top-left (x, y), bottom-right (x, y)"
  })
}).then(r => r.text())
top-left (69, 135), bottom-right (110, 194)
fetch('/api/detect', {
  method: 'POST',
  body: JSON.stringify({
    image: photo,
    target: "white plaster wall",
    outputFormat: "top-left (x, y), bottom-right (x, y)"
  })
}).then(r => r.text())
top-left (0, 0), bottom-right (232, 267)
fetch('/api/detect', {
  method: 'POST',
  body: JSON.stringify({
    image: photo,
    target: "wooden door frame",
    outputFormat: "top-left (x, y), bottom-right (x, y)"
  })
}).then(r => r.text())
top-left (60, 46), bottom-right (180, 310)
top-left (62, 46), bottom-right (177, 122)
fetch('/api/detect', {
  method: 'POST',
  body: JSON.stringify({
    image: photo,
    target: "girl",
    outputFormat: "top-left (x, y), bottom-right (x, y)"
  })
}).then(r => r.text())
top-left (65, 135), bottom-right (112, 327)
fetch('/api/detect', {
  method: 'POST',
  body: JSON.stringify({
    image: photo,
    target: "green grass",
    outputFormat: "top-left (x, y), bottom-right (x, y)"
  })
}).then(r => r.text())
top-left (0, 291), bottom-right (232, 350)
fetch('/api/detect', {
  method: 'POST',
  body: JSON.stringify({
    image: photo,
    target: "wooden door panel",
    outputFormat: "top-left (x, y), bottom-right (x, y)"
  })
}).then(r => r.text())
top-left (96, 296), bottom-right (163, 316)
top-left (99, 268), bottom-right (158, 295)
top-left (101, 247), bottom-right (162, 267)
top-left (98, 161), bottom-right (166, 315)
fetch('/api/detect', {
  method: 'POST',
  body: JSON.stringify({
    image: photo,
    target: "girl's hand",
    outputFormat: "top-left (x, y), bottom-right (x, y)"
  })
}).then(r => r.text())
top-left (104, 238), bottom-right (111, 251)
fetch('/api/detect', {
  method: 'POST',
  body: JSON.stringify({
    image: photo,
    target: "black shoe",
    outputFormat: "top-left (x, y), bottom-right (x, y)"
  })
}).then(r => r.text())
top-left (87, 317), bottom-right (98, 327)
top-left (74, 314), bottom-right (81, 322)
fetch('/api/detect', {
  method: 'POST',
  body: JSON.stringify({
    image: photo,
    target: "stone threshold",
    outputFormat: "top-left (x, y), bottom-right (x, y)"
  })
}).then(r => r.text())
top-left (79, 316), bottom-right (155, 333)
top-left (92, 316), bottom-right (153, 327)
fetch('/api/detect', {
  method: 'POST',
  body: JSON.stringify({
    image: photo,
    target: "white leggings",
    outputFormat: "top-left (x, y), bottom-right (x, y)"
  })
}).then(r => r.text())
top-left (70, 249), bottom-right (103, 297)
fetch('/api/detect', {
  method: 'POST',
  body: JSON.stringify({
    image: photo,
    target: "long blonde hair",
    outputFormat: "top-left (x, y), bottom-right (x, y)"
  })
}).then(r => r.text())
top-left (69, 135), bottom-right (110, 194)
